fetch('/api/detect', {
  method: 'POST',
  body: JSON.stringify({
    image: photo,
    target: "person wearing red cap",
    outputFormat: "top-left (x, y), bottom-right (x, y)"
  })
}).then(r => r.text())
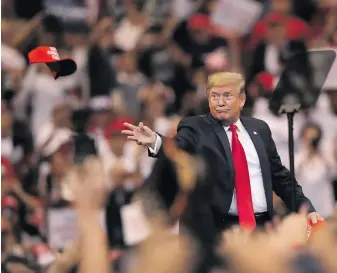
top-left (2, 155), bottom-right (41, 211)
top-left (251, 71), bottom-right (306, 168)
top-left (249, 72), bottom-right (275, 99)
top-left (1, 156), bottom-right (18, 197)
top-left (172, 13), bottom-right (228, 69)
top-left (14, 47), bottom-right (77, 138)
top-left (249, 19), bottom-right (308, 82)
top-left (104, 118), bottom-right (134, 160)
top-left (103, 117), bottom-right (142, 190)
top-left (250, 12), bottom-right (311, 48)
top-left (103, 117), bottom-right (146, 252)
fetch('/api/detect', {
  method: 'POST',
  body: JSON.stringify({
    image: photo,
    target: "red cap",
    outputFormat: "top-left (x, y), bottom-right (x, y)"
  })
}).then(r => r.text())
top-left (188, 14), bottom-right (212, 30)
top-left (254, 72), bottom-right (274, 92)
top-left (28, 46), bottom-right (77, 79)
top-left (250, 13), bottom-right (311, 48)
top-left (104, 117), bottom-right (133, 139)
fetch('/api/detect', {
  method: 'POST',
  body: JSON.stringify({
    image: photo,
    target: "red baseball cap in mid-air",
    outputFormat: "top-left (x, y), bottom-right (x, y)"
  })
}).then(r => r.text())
top-left (28, 46), bottom-right (77, 79)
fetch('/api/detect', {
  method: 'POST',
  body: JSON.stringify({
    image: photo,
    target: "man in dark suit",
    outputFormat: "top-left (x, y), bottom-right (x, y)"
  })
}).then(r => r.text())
top-left (122, 72), bottom-right (323, 241)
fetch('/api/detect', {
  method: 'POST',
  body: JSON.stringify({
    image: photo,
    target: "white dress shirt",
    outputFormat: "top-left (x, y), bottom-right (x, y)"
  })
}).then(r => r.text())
top-left (148, 119), bottom-right (268, 214)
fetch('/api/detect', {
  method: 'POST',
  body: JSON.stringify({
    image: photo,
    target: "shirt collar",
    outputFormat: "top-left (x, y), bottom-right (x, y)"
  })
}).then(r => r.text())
top-left (224, 119), bottom-right (244, 132)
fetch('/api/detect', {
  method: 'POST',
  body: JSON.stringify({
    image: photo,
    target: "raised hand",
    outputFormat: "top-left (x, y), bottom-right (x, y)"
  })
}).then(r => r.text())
top-left (137, 221), bottom-right (195, 273)
top-left (121, 122), bottom-right (157, 148)
top-left (67, 157), bottom-right (107, 212)
top-left (273, 205), bottom-right (309, 247)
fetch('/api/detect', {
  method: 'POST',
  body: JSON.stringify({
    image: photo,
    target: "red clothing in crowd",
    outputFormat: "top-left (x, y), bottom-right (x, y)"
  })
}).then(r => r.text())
top-left (250, 12), bottom-right (311, 48)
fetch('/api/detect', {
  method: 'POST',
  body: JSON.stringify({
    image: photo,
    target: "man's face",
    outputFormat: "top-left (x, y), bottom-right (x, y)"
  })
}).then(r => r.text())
top-left (208, 85), bottom-right (245, 124)
top-left (267, 24), bottom-right (286, 46)
top-left (108, 135), bottom-right (126, 157)
top-left (123, 53), bottom-right (137, 73)
top-left (91, 111), bottom-right (112, 129)
top-left (51, 143), bottom-right (74, 176)
top-left (302, 126), bottom-right (321, 150)
top-left (190, 29), bottom-right (210, 44)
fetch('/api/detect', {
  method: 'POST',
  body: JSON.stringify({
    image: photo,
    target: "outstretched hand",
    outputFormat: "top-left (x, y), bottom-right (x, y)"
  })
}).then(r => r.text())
top-left (122, 122), bottom-right (157, 148)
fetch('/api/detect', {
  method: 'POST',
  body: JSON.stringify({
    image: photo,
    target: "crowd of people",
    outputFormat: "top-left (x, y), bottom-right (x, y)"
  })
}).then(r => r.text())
top-left (2, 0), bottom-right (337, 272)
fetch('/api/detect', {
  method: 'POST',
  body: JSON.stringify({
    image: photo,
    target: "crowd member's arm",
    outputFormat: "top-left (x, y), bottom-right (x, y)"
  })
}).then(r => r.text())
top-left (77, 211), bottom-right (109, 273)
top-left (11, 180), bottom-right (41, 209)
top-left (12, 65), bottom-right (37, 120)
top-left (11, 13), bottom-right (43, 49)
top-left (47, 239), bottom-right (80, 273)
top-left (227, 34), bottom-right (242, 73)
top-left (162, 17), bottom-right (179, 41)
top-left (85, 0), bottom-right (100, 26)
top-left (89, 17), bottom-right (114, 45)
top-left (68, 158), bottom-right (110, 273)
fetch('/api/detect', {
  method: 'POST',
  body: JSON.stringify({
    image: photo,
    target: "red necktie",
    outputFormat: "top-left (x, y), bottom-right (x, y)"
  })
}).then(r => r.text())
top-left (229, 125), bottom-right (256, 230)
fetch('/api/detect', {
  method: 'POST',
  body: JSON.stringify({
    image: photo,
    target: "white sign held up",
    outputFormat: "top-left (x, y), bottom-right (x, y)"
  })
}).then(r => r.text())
top-left (47, 208), bottom-right (78, 249)
top-left (211, 0), bottom-right (263, 35)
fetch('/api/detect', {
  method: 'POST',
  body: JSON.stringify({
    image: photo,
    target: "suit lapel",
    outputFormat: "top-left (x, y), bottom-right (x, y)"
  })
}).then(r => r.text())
top-left (240, 117), bottom-right (273, 209)
top-left (204, 114), bottom-right (235, 182)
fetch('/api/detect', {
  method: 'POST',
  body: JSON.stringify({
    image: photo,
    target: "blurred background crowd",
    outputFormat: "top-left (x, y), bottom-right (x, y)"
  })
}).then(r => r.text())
top-left (1, 0), bottom-right (337, 272)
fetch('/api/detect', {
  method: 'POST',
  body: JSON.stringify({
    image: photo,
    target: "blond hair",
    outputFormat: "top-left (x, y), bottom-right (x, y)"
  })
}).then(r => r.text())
top-left (207, 72), bottom-right (245, 95)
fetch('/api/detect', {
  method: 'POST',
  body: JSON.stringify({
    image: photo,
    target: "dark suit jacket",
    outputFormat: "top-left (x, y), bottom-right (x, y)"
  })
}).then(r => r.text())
top-left (147, 114), bottom-right (315, 244)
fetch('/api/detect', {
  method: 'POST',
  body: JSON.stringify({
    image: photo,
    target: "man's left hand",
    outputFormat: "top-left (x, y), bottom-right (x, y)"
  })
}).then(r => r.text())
top-left (307, 212), bottom-right (324, 224)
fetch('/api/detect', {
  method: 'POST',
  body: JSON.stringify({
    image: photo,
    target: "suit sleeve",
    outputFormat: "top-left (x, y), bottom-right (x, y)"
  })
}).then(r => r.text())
top-left (264, 122), bottom-right (315, 213)
top-left (148, 118), bottom-right (198, 158)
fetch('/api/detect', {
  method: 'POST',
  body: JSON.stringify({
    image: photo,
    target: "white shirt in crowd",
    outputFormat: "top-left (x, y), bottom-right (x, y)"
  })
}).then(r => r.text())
top-left (13, 66), bottom-right (76, 138)
top-left (149, 119), bottom-right (268, 214)
top-left (91, 130), bottom-right (135, 190)
top-left (97, 116), bottom-right (172, 188)
top-left (309, 92), bottom-right (337, 165)
top-left (295, 150), bottom-right (336, 218)
top-left (252, 98), bottom-right (305, 168)
top-left (172, 0), bottom-right (196, 20)
top-left (265, 44), bottom-right (283, 76)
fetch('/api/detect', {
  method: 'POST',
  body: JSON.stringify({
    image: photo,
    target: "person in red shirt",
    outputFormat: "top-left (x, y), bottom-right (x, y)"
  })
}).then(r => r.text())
top-left (250, 12), bottom-right (311, 48)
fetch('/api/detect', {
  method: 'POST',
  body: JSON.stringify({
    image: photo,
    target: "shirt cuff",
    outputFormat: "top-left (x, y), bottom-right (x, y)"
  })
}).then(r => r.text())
top-left (148, 134), bottom-right (162, 155)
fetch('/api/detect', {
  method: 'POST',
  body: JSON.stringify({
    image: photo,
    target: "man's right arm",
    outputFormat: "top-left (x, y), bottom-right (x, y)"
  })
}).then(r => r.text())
top-left (148, 119), bottom-right (198, 157)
